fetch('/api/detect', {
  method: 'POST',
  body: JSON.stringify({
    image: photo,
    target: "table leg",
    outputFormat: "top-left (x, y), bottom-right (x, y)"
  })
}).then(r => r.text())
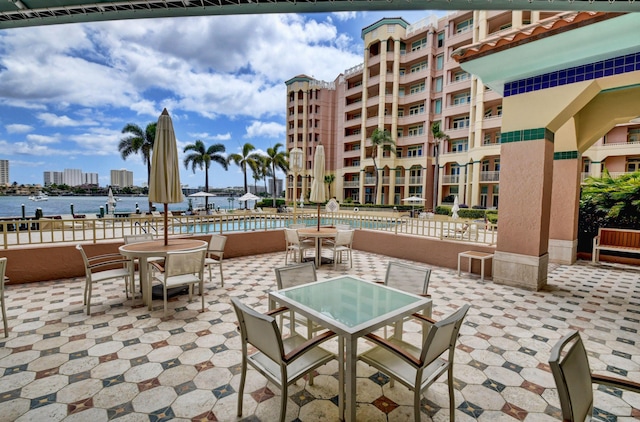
top-left (468, 257), bottom-right (472, 277)
top-left (338, 336), bottom-right (345, 420)
top-left (316, 238), bottom-right (321, 268)
top-left (137, 257), bottom-right (150, 309)
top-left (345, 337), bottom-right (357, 422)
top-left (457, 254), bottom-right (461, 277)
top-left (481, 259), bottom-right (485, 282)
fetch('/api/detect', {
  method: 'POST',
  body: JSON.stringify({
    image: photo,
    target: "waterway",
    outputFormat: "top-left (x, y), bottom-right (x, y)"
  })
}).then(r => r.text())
top-left (0, 196), bottom-right (241, 218)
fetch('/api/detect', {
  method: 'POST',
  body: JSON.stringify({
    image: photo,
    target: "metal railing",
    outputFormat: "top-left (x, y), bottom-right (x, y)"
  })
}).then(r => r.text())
top-left (0, 212), bottom-right (498, 249)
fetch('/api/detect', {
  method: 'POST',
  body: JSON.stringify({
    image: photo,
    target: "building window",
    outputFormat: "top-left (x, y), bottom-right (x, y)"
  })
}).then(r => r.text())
top-left (451, 139), bottom-right (468, 152)
top-left (455, 18), bottom-right (473, 33)
top-left (453, 70), bottom-right (469, 82)
top-left (437, 32), bottom-right (444, 48)
top-left (409, 82), bottom-right (425, 95)
top-left (628, 128), bottom-right (640, 143)
top-left (408, 125), bottom-right (424, 137)
top-left (434, 99), bottom-right (442, 114)
top-left (407, 146), bottom-right (423, 157)
top-left (397, 129), bottom-right (403, 139)
top-left (484, 108), bottom-right (493, 118)
top-left (410, 61), bottom-right (427, 73)
top-left (434, 77), bottom-right (443, 92)
top-left (397, 109), bottom-right (404, 117)
top-left (452, 116), bottom-right (469, 129)
top-left (399, 68), bottom-right (405, 76)
top-left (494, 159), bottom-right (500, 171)
top-left (398, 88), bottom-right (405, 97)
top-left (583, 158), bottom-right (591, 173)
top-left (409, 103), bottom-right (425, 115)
top-left (497, 105), bottom-right (503, 116)
top-left (436, 54), bottom-right (444, 70)
top-left (453, 92), bottom-right (470, 106)
top-left (411, 38), bottom-right (427, 51)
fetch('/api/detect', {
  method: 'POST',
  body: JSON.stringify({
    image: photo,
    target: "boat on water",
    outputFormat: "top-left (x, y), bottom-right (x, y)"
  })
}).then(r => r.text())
top-left (28, 193), bottom-right (49, 202)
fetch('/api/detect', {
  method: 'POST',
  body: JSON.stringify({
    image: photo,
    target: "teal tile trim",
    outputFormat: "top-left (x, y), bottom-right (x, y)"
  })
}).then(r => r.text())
top-left (554, 151), bottom-right (579, 160)
top-left (361, 18), bottom-right (409, 38)
top-left (501, 128), bottom-right (554, 144)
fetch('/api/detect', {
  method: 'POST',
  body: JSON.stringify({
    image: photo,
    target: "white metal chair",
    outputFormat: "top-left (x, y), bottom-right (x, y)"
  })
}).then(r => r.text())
top-left (76, 244), bottom-right (133, 315)
top-left (549, 330), bottom-right (640, 421)
top-left (274, 262), bottom-right (323, 338)
top-left (383, 261), bottom-right (433, 342)
top-left (231, 297), bottom-right (337, 422)
top-left (149, 248), bottom-right (207, 316)
top-left (328, 229), bottom-right (354, 269)
top-left (284, 228), bottom-right (314, 264)
top-left (358, 304), bottom-right (470, 422)
top-left (0, 257), bottom-right (9, 337)
top-left (123, 233), bottom-right (159, 300)
top-left (204, 234), bottom-right (226, 287)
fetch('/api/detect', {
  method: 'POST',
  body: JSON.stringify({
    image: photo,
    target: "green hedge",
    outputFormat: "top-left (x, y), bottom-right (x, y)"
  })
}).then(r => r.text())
top-left (435, 205), bottom-right (499, 223)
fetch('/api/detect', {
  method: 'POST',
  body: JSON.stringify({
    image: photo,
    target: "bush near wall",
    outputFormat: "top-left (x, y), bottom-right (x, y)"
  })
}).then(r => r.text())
top-left (435, 205), bottom-right (499, 223)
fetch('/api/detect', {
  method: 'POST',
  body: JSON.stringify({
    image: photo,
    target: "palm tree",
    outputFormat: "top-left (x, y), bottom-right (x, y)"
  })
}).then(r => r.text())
top-left (228, 143), bottom-right (262, 209)
top-left (183, 140), bottom-right (228, 210)
top-left (431, 121), bottom-right (449, 210)
top-left (119, 122), bottom-right (156, 212)
top-left (264, 143), bottom-right (288, 207)
top-left (258, 156), bottom-right (272, 197)
top-left (370, 128), bottom-right (396, 204)
top-left (324, 174), bottom-right (335, 198)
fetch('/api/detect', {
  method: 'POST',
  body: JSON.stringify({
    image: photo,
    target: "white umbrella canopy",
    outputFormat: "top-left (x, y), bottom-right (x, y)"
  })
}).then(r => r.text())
top-left (188, 191), bottom-right (215, 197)
top-left (237, 192), bottom-right (260, 202)
top-left (149, 108), bottom-right (184, 245)
top-left (107, 187), bottom-right (116, 214)
top-left (452, 195), bottom-right (460, 220)
top-left (402, 196), bottom-right (425, 216)
top-left (309, 145), bottom-right (326, 230)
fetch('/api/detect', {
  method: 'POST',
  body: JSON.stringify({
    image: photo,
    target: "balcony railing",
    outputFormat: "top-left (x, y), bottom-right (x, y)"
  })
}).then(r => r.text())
top-left (480, 171), bottom-right (500, 182)
top-left (364, 177), bottom-right (376, 185)
top-left (395, 177), bottom-right (405, 185)
top-left (442, 174), bottom-right (460, 184)
top-left (408, 177), bottom-right (423, 185)
top-left (343, 181), bottom-right (360, 188)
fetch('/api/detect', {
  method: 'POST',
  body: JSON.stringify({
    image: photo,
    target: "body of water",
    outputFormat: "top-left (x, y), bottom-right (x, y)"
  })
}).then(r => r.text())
top-left (0, 195), bottom-right (243, 218)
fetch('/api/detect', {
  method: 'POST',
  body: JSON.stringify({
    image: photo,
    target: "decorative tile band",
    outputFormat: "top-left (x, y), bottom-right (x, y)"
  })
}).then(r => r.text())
top-left (501, 128), bottom-right (554, 144)
top-left (504, 51), bottom-right (640, 97)
top-left (554, 151), bottom-right (579, 160)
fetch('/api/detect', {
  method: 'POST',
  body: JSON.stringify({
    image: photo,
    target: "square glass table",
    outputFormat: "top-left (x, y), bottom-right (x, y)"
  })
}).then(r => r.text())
top-left (269, 275), bottom-right (431, 422)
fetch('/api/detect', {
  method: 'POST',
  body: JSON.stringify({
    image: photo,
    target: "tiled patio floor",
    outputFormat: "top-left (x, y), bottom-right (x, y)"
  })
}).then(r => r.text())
top-left (0, 250), bottom-right (639, 421)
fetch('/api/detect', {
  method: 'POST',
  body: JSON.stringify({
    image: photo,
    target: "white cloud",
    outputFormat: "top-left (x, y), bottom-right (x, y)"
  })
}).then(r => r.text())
top-left (187, 132), bottom-right (232, 142)
top-left (26, 134), bottom-right (61, 144)
top-left (332, 12), bottom-right (358, 21)
top-left (37, 112), bottom-right (98, 127)
top-left (5, 124), bottom-right (33, 133)
top-left (244, 121), bottom-right (286, 139)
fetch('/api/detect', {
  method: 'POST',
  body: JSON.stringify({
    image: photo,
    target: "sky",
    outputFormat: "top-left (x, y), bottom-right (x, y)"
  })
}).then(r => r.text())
top-left (0, 10), bottom-right (447, 189)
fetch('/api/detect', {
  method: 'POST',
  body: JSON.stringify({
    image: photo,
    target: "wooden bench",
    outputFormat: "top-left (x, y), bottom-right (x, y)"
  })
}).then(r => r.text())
top-left (592, 227), bottom-right (640, 263)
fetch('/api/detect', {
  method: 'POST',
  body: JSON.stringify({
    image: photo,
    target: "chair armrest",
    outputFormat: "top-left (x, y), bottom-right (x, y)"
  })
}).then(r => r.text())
top-left (283, 330), bottom-right (337, 363)
top-left (592, 374), bottom-right (640, 394)
top-left (265, 306), bottom-right (289, 317)
top-left (593, 235), bottom-right (601, 247)
top-left (149, 261), bottom-right (165, 273)
top-left (375, 281), bottom-right (385, 285)
top-left (364, 333), bottom-right (422, 367)
top-left (411, 313), bottom-right (436, 324)
top-left (87, 258), bottom-right (130, 270)
top-left (88, 253), bottom-right (128, 263)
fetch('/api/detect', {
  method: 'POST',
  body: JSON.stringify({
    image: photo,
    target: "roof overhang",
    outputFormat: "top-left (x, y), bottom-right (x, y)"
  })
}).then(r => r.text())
top-left (2, 0), bottom-right (640, 30)
top-left (452, 12), bottom-right (640, 95)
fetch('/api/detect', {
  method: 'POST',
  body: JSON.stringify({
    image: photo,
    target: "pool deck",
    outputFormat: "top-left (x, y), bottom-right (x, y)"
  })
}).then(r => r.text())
top-left (0, 250), bottom-right (638, 421)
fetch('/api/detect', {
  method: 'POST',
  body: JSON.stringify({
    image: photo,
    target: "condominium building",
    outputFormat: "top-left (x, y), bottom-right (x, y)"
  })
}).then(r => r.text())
top-left (83, 172), bottom-right (99, 186)
top-left (285, 11), bottom-right (640, 209)
top-left (111, 169), bottom-right (133, 188)
top-left (0, 159), bottom-right (8, 186)
top-left (43, 171), bottom-right (64, 186)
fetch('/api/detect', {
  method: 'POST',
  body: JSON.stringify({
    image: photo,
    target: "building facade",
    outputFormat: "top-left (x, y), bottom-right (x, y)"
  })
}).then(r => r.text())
top-left (43, 171), bottom-right (64, 186)
top-left (0, 160), bottom-right (8, 186)
top-left (111, 169), bottom-right (133, 188)
top-left (285, 11), bottom-right (640, 210)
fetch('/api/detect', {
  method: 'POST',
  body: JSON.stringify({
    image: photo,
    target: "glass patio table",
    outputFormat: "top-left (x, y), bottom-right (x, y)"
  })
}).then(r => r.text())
top-left (269, 275), bottom-right (431, 422)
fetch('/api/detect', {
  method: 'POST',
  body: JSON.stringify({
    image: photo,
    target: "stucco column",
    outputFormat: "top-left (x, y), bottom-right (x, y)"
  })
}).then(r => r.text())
top-left (548, 154), bottom-right (581, 264)
top-left (493, 129), bottom-right (554, 290)
top-left (458, 164), bottom-right (467, 204)
top-left (470, 161), bottom-right (481, 207)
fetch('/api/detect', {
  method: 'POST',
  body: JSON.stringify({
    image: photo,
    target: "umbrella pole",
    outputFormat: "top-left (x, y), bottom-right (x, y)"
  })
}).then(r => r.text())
top-left (317, 203), bottom-right (320, 231)
top-left (164, 204), bottom-right (169, 246)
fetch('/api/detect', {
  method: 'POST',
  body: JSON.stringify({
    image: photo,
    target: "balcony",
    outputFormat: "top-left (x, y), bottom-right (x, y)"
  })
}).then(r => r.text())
top-left (481, 115), bottom-right (502, 130)
top-left (445, 126), bottom-right (470, 139)
top-left (480, 171), bottom-right (500, 182)
top-left (364, 177), bottom-right (376, 185)
top-left (395, 177), bottom-right (405, 185)
top-left (343, 180), bottom-right (360, 188)
top-left (408, 176), bottom-right (423, 185)
top-left (442, 174), bottom-right (460, 184)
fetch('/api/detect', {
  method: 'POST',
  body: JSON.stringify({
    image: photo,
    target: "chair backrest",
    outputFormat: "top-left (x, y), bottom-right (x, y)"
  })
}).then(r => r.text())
top-left (284, 228), bottom-right (301, 245)
top-left (163, 249), bottom-right (206, 279)
top-left (549, 331), bottom-right (594, 422)
top-left (334, 230), bottom-right (354, 247)
top-left (335, 224), bottom-right (351, 230)
top-left (420, 304), bottom-right (470, 366)
top-left (75, 244), bottom-right (91, 274)
top-left (231, 297), bottom-right (285, 364)
top-left (124, 233), bottom-right (154, 244)
top-left (208, 234), bottom-right (227, 254)
top-left (384, 261), bottom-right (431, 295)
top-left (274, 261), bottom-right (317, 290)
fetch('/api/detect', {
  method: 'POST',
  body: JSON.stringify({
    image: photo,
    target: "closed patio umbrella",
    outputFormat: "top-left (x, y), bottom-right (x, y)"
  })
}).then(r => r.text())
top-left (452, 195), bottom-right (460, 220)
top-left (149, 108), bottom-right (184, 245)
top-left (107, 187), bottom-right (116, 215)
top-left (309, 145), bottom-right (326, 231)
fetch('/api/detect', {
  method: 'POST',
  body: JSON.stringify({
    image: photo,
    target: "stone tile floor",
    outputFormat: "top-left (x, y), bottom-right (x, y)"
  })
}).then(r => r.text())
top-left (0, 250), bottom-right (639, 421)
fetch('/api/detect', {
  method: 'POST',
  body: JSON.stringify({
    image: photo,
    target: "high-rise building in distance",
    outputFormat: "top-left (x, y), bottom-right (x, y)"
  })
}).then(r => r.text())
top-left (110, 169), bottom-right (134, 188)
top-left (0, 160), bottom-right (8, 186)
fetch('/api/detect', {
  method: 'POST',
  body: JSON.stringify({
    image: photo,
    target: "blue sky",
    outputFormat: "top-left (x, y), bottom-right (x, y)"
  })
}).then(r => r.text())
top-left (0, 10), bottom-right (446, 189)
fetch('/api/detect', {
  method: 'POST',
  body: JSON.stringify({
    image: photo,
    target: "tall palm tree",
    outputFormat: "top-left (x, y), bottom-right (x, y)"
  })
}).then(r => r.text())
top-left (264, 143), bottom-right (288, 207)
top-left (431, 121), bottom-right (449, 210)
top-left (119, 122), bottom-right (156, 212)
top-left (228, 143), bottom-right (261, 209)
top-left (258, 155), bottom-right (272, 197)
top-left (183, 140), bottom-right (228, 210)
top-left (370, 128), bottom-right (396, 204)
top-left (324, 174), bottom-right (335, 198)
